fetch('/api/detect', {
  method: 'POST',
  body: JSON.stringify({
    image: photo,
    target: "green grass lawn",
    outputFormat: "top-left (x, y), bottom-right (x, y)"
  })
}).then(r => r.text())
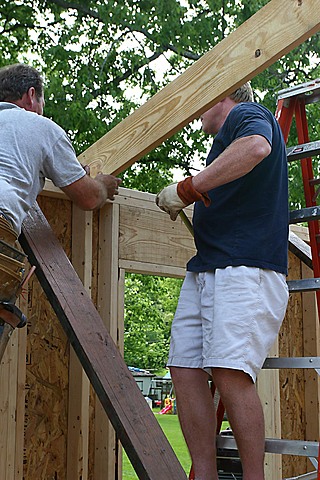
top-left (122, 408), bottom-right (229, 479)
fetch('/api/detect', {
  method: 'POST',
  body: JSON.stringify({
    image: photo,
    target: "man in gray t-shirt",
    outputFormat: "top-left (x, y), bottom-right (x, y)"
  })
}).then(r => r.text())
top-left (0, 63), bottom-right (121, 329)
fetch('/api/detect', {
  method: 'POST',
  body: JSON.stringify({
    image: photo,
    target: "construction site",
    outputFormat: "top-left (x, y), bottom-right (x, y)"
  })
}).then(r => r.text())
top-left (0, 0), bottom-right (320, 479)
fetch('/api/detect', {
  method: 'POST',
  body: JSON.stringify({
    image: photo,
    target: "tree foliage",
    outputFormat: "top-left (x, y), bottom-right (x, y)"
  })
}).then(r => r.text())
top-left (124, 274), bottom-right (182, 370)
top-left (2, 0), bottom-right (320, 196)
top-left (1, 1), bottom-right (320, 368)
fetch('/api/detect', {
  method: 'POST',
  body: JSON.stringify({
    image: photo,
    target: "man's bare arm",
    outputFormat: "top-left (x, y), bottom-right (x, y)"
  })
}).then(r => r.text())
top-left (61, 173), bottom-right (122, 210)
top-left (193, 135), bottom-right (271, 193)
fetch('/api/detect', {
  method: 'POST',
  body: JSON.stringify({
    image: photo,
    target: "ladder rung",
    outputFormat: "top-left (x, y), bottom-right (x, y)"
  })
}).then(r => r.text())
top-left (263, 357), bottom-right (320, 369)
top-left (284, 472), bottom-right (318, 480)
top-left (278, 79), bottom-right (320, 102)
top-left (287, 140), bottom-right (320, 161)
top-left (290, 206), bottom-right (320, 224)
top-left (287, 278), bottom-right (320, 292)
top-left (309, 178), bottom-right (320, 186)
top-left (217, 436), bottom-right (319, 458)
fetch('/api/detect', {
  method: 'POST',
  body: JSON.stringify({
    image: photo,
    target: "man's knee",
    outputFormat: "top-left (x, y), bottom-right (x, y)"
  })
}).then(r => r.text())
top-left (211, 367), bottom-right (254, 394)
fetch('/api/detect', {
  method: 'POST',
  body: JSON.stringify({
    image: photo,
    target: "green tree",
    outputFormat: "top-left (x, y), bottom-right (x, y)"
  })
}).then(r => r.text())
top-left (1, 0), bottom-right (320, 197)
top-left (124, 274), bottom-right (182, 370)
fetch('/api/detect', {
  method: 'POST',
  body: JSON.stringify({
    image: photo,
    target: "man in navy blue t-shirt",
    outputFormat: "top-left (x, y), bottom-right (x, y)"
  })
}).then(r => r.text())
top-left (156, 83), bottom-right (289, 480)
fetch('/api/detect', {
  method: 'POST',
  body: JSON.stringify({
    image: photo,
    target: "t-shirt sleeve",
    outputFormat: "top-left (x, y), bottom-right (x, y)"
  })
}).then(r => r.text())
top-left (227, 104), bottom-right (273, 146)
top-left (42, 125), bottom-right (86, 187)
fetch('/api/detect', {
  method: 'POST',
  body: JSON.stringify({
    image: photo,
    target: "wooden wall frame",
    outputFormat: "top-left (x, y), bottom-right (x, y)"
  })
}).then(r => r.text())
top-left (1, 1), bottom-right (320, 478)
top-left (1, 187), bottom-right (319, 479)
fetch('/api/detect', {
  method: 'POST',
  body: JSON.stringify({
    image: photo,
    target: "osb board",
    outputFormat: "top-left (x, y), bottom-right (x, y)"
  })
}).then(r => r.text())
top-left (279, 251), bottom-right (307, 478)
top-left (23, 196), bottom-right (72, 479)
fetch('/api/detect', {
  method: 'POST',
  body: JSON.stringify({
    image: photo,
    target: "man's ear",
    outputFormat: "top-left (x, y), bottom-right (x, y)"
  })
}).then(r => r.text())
top-left (16, 87), bottom-right (36, 111)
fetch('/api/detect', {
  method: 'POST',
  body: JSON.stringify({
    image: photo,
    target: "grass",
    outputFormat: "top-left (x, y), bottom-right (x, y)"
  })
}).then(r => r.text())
top-left (122, 407), bottom-right (229, 479)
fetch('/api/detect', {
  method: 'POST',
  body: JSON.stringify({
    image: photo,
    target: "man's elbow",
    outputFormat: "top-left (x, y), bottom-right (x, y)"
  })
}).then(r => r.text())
top-left (253, 136), bottom-right (272, 161)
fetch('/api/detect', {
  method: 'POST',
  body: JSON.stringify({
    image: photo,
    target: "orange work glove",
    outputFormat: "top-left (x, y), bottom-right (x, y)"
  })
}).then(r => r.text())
top-left (156, 176), bottom-right (211, 221)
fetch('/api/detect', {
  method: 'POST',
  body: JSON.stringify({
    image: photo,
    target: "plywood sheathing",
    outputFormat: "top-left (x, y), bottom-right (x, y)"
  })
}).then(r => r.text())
top-left (23, 195), bottom-right (72, 479)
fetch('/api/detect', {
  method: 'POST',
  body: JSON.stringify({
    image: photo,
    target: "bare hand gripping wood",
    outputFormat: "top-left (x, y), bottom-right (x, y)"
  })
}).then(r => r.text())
top-left (20, 205), bottom-right (187, 480)
top-left (78, 0), bottom-right (320, 176)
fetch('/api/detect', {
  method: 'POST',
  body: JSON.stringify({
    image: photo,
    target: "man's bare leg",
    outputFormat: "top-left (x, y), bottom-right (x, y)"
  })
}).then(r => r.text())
top-left (212, 368), bottom-right (265, 480)
top-left (170, 366), bottom-right (218, 480)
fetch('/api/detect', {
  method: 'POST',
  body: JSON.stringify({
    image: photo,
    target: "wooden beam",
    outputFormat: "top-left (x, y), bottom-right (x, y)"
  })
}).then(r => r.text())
top-left (289, 230), bottom-right (313, 269)
top-left (257, 341), bottom-right (282, 479)
top-left (78, 0), bottom-right (320, 175)
top-left (66, 207), bottom-right (92, 480)
top-left (94, 203), bottom-right (121, 479)
top-left (19, 203), bottom-right (187, 480)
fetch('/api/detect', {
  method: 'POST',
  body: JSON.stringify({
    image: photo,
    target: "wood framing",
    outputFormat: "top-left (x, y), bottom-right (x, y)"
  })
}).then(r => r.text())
top-left (19, 201), bottom-right (187, 480)
top-left (0, 188), bottom-right (319, 479)
top-left (1, 1), bottom-right (320, 478)
top-left (67, 207), bottom-right (92, 479)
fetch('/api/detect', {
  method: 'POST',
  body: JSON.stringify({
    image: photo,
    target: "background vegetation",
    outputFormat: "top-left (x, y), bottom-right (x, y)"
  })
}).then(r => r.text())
top-left (2, 0), bottom-right (320, 370)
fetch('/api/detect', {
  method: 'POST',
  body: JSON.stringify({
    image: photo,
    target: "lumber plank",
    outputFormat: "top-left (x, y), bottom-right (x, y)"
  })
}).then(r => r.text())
top-left (19, 203), bottom-right (187, 480)
top-left (94, 203), bottom-right (120, 478)
top-left (78, 0), bottom-right (320, 175)
top-left (288, 230), bottom-right (313, 269)
top-left (301, 264), bottom-right (320, 443)
top-left (66, 207), bottom-right (92, 480)
top-left (257, 341), bottom-right (282, 479)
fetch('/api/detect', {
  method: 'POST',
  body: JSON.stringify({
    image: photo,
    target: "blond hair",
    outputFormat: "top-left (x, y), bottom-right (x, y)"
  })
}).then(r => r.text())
top-left (229, 82), bottom-right (253, 103)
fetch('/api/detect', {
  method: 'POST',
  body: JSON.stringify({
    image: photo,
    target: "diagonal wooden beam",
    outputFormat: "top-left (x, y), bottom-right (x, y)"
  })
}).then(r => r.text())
top-left (19, 204), bottom-right (187, 480)
top-left (78, 0), bottom-right (320, 175)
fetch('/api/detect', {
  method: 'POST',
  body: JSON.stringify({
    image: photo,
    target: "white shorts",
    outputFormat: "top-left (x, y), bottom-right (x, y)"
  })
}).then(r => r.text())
top-left (167, 266), bottom-right (289, 382)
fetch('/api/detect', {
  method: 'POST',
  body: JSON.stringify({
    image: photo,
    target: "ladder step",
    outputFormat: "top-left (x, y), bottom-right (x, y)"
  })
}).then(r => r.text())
top-left (290, 206), bottom-right (320, 224)
top-left (309, 178), bottom-right (320, 186)
top-left (217, 436), bottom-right (319, 458)
top-left (278, 78), bottom-right (320, 102)
top-left (287, 140), bottom-right (320, 162)
top-left (287, 278), bottom-right (320, 292)
top-left (263, 357), bottom-right (320, 369)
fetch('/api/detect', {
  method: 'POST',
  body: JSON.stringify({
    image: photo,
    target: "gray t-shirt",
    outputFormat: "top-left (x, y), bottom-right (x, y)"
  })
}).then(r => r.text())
top-left (0, 102), bottom-right (86, 233)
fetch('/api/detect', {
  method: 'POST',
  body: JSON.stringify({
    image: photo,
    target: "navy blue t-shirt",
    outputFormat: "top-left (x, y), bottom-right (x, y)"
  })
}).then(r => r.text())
top-left (187, 102), bottom-right (289, 275)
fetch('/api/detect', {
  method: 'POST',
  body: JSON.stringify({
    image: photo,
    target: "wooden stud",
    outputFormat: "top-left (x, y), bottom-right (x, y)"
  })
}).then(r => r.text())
top-left (301, 263), bottom-right (320, 444)
top-left (67, 207), bottom-right (93, 480)
top-left (94, 203), bottom-right (120, 480)
top-left (257, 341), bottom-right (282, 480)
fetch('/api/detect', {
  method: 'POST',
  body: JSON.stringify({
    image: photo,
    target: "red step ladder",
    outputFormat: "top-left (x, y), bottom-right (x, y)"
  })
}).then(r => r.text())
top-left (276, 79), bottom-right (320, 316)
top-left (276, 78), bottom-right (320, 480)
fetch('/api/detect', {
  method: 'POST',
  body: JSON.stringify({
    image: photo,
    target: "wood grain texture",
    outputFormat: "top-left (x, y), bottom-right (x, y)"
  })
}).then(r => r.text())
top-left (23, 196), bottom-right (71, 480)
top-left (279, 252), bottom-right (307, 477)
top-left (19, 203), bottom-right (187, 480)
top-left (78, 0), bottom-right (320, 175)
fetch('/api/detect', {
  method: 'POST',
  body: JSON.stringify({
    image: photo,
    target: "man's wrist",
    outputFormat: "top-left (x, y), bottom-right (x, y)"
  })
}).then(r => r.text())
top-left (177, 176), bottom-right (211, 207)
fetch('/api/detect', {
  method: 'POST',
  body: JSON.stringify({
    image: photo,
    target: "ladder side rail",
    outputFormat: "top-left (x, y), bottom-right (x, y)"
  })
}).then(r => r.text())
top-left (295, 101), bottom-right (317, 206)
top-left (276, 98), bottom-right (297, 142)
top-left (294, 100), bottom-right (320, 315)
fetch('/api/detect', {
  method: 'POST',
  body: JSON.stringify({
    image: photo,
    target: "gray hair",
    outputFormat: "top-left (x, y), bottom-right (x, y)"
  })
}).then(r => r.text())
top-left (229, 82), bottom-right (254, 103)
top-left (0, 63), bottom-right (44, 102)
